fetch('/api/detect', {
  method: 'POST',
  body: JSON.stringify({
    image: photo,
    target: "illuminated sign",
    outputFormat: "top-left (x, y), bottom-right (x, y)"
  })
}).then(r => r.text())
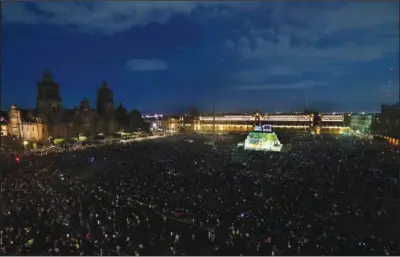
top-left (262, 124), bottom-right (272, 132)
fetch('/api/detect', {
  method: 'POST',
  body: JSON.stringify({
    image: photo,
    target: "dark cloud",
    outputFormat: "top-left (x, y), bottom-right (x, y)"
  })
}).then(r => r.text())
top-left (223, 2), bottom-right (398, 92)
top-left (3, 2), bottom-right (199, 34)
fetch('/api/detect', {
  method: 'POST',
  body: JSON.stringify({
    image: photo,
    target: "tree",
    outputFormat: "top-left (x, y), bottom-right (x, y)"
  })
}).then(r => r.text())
top-left (188, 106), bottom-right (200, 117)
top-left (115, 102), bottom-right (129, 129)
top-left (129, 109), bottom-right (145, 132)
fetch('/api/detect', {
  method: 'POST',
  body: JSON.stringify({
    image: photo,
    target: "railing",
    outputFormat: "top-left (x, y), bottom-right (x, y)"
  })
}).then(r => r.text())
top-left (321, 115), bottom-right (344, 122)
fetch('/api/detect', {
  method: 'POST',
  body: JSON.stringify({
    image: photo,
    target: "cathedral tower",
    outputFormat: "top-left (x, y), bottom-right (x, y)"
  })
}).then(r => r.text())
top-left (96, 80), bottom-right (115, 118)
top-left (36, 69), bottom-right (62, 120)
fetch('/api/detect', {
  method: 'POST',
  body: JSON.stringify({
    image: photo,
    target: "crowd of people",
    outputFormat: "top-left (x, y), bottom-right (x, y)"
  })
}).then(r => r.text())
top-left (0, 133), bottom-right (399, 255)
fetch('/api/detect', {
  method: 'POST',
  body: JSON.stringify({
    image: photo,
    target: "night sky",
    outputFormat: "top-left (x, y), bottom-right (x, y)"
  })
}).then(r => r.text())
top-left (2, 1), bottom-right (399, 114)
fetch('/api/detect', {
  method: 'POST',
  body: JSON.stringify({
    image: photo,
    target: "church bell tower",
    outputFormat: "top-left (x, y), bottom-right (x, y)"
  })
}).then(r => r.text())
top-left (36, 69), bottom-right (62, 121)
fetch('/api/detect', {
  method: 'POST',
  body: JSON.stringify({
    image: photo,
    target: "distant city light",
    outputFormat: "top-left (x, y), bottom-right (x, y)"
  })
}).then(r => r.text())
top-left (143, 114), bottom-right (163, 119)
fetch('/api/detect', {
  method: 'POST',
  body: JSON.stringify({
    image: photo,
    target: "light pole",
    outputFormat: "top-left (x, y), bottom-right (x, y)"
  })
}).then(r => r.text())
top-left (210, 59), bottom-right (223, 151)
top-left (212, 75), bottom-right (217, 151)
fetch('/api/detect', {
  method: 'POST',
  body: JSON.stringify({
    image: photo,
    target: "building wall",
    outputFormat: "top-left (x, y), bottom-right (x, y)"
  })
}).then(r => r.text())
top-left (379, 104), bottom-right (400, 138)
top-left (7, 105), bottom-right (49, 142)
top-left (36, 70), bottom-right (63, 122)
top-left (162, 117), bottom-right (180, 132)
top-left (71, 108), bottom-right (98, 137)
top-left (378, 104), bottom-right (400, 145)
top-left (50, 123), bottom-right (69, 139)
top-left (1, 124), bottom-right (8, 136)
top-left (9, 105), bottom-right (22, 137)
top-left (20, 122), bottom-right (48, 142)
top-left (194, 113), bottom-right (345, 133)
top-left (195, 123), bottom-right (255, 132)
top-left (1, 112), bottom-right (9, 136)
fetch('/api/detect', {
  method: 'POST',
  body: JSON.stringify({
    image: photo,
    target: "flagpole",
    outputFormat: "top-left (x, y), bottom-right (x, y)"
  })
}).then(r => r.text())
top-left (212, 75), bottom-right (217, 150)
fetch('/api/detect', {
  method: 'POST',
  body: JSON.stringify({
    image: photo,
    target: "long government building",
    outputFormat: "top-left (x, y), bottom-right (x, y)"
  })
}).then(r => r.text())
top-left (190, 112), bottom-right (346, 134)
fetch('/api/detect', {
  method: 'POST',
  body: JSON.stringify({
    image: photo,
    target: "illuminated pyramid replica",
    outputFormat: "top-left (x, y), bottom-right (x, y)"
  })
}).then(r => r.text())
top-left (244, 125), bottom-right (283, 152)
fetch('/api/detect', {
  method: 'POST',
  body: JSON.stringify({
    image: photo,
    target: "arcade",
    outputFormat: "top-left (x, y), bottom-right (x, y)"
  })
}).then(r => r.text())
top-left (194, 113), bottom-right (346, 134)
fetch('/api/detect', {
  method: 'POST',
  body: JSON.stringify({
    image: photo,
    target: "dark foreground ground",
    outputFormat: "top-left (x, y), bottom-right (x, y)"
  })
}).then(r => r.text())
top-left (1, 133), bottom-right (399, 255)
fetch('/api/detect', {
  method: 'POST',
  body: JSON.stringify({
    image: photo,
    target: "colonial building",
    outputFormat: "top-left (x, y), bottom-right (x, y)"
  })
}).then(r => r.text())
top-left (142, 114), bottom-right (164, 131)
top-left (65, 98), bottom-right (98, 138)
top-left (162, 116), bottom-right (180, 133)
top-left (142, 114), bottom-right (181, 133)
top-left (1, 110), bottom-right (9, 136)
top-left (378, 104), bottom-right (400, 145)
top-left (7, 105), bottom-right (49, 143)
top-left (4, 70), bottom-right (135, 145)
top-left (35, 70), bottom-right (68, 139)
top-left (37, 70), bottom-right (62, 122)
top-left (193, 112), bottom-right (346, 134)
top-left (96, 81), bottom-right (119, 134)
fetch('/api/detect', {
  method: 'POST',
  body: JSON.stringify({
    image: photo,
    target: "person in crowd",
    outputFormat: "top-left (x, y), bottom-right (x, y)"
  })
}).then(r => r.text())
top-left (0, 134), bottom-right (399, 255)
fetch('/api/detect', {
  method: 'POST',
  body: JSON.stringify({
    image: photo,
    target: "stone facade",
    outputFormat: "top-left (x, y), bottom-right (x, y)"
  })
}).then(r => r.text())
top-left (194, 113), bottom-right (345, 133)
top-left (4, 70), bottom-right (140, 144)
top-left (60, 99), bottom-right (98, 138)
top-left (161, 116), bottom-right (180, 132)
top-left (36, 70), bottom-right (62, 122)
top-left (95, 81), bottom-right (119, 134)
top-left (7, 104), bottom-right (49, 143)
top-left (377, 104), bottom-right (400, 145)
top-left (1, 110), bottom-right (9, 136)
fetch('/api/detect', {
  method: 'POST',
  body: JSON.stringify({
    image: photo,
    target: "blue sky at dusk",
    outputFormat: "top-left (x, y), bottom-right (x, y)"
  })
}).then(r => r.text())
top-left (2, 1), bottom-right (399, 114)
